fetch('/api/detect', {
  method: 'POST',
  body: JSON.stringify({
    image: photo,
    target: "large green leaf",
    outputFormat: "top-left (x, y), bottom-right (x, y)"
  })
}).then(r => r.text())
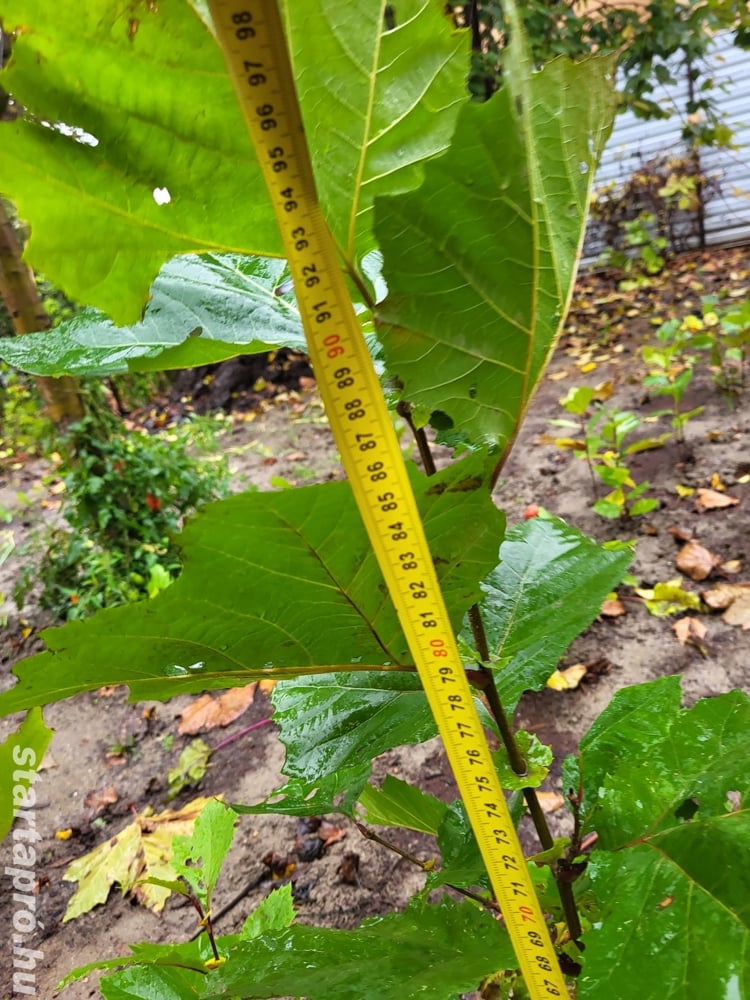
top-left (270, 673), bottom-right (435, 782)
top-left (562, 677), bottom-right (683, 825)
top-left (0, 455), bottom-right (503, 713)
top-left (0, 255), bottom-right (304, 376)
top-left (98, 896), bottom-right (515, 1000)
top-left (374, 43), bottom-right (616, 448)
top-left (0, 0), bottom-right (467, 322)
top-left (0, 0), bottom-right (280, 323)
top-left (471, 516), bottom-right (632, 710)
top-left (286, 0), bottom-right (468, 265)
top-left (576, 684), bottom-right (750, 999)
top-left (0, 708), bottom-right (54, 843)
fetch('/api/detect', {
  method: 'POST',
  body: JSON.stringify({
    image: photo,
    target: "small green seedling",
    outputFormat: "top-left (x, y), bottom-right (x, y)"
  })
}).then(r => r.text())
top-left (701, 296), bottom-right (750, 393)
top-left (642, 316), bottom-right (703, 445)
top-left (552, 387), bottom-right (665, 518)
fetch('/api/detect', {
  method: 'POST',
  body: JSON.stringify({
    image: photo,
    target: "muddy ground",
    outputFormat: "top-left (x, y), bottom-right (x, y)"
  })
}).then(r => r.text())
top-left (0, 248), bottom-right (748, 998)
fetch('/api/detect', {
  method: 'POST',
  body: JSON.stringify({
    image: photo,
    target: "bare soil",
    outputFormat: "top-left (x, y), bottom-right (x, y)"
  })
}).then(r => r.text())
top-left (0, 248), bottom-right (748, 998)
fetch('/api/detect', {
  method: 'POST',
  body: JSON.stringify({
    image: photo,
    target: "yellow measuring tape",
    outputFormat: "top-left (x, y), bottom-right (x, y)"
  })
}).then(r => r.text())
top-left (208, 2), bottom-right (568, 995)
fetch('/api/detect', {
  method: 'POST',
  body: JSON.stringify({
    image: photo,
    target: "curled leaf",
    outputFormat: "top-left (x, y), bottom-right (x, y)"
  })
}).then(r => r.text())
top-left (695, 488), bottom-right (740, 511)
top-left (675, 540), bottom-right (720, 582)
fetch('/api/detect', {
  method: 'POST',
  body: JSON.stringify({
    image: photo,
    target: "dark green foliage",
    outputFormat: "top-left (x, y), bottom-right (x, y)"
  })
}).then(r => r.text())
top-left (15, 412), bottom-right (229, 618)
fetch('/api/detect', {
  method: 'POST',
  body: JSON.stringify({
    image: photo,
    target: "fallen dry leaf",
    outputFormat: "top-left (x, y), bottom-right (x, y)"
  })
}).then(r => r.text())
top-left (722, 592), bottom-right (750, 630)
top-left (675, 540), bottom-right (720, 581)
top-left (178, 684), bottom-right (257, 735)
top-left (546, 664), bottom-right (587, 691)
top-left (62, 797), bottom-right (216, 920)
top-left (83, 786), bottom-right (119, 816)
top-left (600, 598), bottom-right (626, 617)
top-left (720, 559), bottom-right (742, 575)
top-left (700, 582), bottom-right (750, 610)
top-left (668, 525), bottom-right (693, 542)
top-left (672, 617), bottom-right (707, 646)
top-left (536, 791), bottom-right (565, 814)
top-left (695, 488), bottom-right (740, 511)
top-left (318, 820), bottom-right (348, 847)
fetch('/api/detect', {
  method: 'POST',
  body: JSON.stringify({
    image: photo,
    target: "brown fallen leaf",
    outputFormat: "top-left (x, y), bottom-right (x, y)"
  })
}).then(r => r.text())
top-left (675, 540), bottom-right (720, 582)
top-left (338, 851), bottom-right (361, 886)
top-left (668, 525), bottom-right (693, 543)
top-left (178, 684), bottom-right (257, 735)
top-left (720, 559), bottom-right (742, 575)
top-left (695, 488), bottom-right (740, 511)
top-left (536, 791), bottom-right (565, 814)
top-left (318, 820), bottom-right (348, 847)
top-left (672, 617), bottom-right (708, 646)
top-left (600, 598), bottom-right (626, 617)
top-left (84, 786), bottom-right (119, 816)
top-left (723, 592), bottom-right (750, 630)
top-left (700, 582), bottom-right (750, 610)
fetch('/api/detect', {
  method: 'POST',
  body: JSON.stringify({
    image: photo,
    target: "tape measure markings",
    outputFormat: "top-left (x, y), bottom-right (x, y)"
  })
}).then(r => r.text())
top-left (207, 3), bottom-right (568, 996)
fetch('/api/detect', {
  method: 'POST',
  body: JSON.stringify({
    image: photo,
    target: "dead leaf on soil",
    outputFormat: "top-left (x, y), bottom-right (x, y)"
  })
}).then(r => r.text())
top-left (695, 488), bottom-right (740, 511)
top-left (178, 684), bottom-right (257, 735)
top-left (600, 597), bottom-right (626, 617)
top-left (318, 820), bottom-right (348, 847)
top-left (722, 594), bottom-right (750, 629)
top-left (720, 559), bottom-right (742, 575)
top-left (700, 582), bottom-right (750, 610)
top-left (675, 540), bottom-right (720, 581)
top-left (675, 484), bottom-right (695, 499)
top-left (668, 525), bottom-right (693, 542)
top-left (62, 797), bottom-right (216, 920)
top-left (83, 786), bottom-right (119, 816)
top-left (699, 583), bottom-right (750, 630)
top-left (536, 791), bottom-right (565, 814)
top-left (635, 579), bottom-right (702, 616)
top-left (546, 664), bottom-right (587, 691)
top-left (672, 617), bottom-right (707, 646)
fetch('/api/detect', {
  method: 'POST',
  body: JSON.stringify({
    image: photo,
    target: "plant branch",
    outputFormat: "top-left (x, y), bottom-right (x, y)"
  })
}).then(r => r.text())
top-left (396, 401), bottom-right (437, 475)
top-left (398, 404), bottom-right (583, 942)
top-left (468, 603), bottom-right (583, 945)
top-left (356, 822), bottom-right (499, 914)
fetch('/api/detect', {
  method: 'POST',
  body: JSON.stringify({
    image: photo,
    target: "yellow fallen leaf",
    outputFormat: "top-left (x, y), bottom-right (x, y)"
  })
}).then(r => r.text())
top-left (62, 797), bottom-right (218, 921)
top-left (579, 361), bottom-right (597, 373)
top-left (675, 483), bottom-right (695, 498)
top-left (56, 828), bottom-right (74, 841)
top-left (710, 472), bottom-right (726, 491)
top-left (546, 664), bottom-right (587, 691)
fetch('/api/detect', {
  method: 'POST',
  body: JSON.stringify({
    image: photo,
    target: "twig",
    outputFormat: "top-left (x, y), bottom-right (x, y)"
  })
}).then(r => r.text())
top-left (356, 822), bottom-right (499, 914)
top-left (397, 401), bottom-right (437, 475)
top-left (189, 871), bottom-right (267, 939)
top-left (467, 607), bottom-right (583, 945)
top-left (212, 717), bottom-right (273, 753)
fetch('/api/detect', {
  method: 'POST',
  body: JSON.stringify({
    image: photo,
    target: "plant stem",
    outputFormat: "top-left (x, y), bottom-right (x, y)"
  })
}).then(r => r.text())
top-left (212, 717), bottom-right (272, 752)
top-left (405, 412), bottom-right (584, 942)
top-left (468, 605), bottom-right (583, 945)
top-left (356, 822), bottom-right (499, 914)
top-left (397, 401), bottom-right (436, 475)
